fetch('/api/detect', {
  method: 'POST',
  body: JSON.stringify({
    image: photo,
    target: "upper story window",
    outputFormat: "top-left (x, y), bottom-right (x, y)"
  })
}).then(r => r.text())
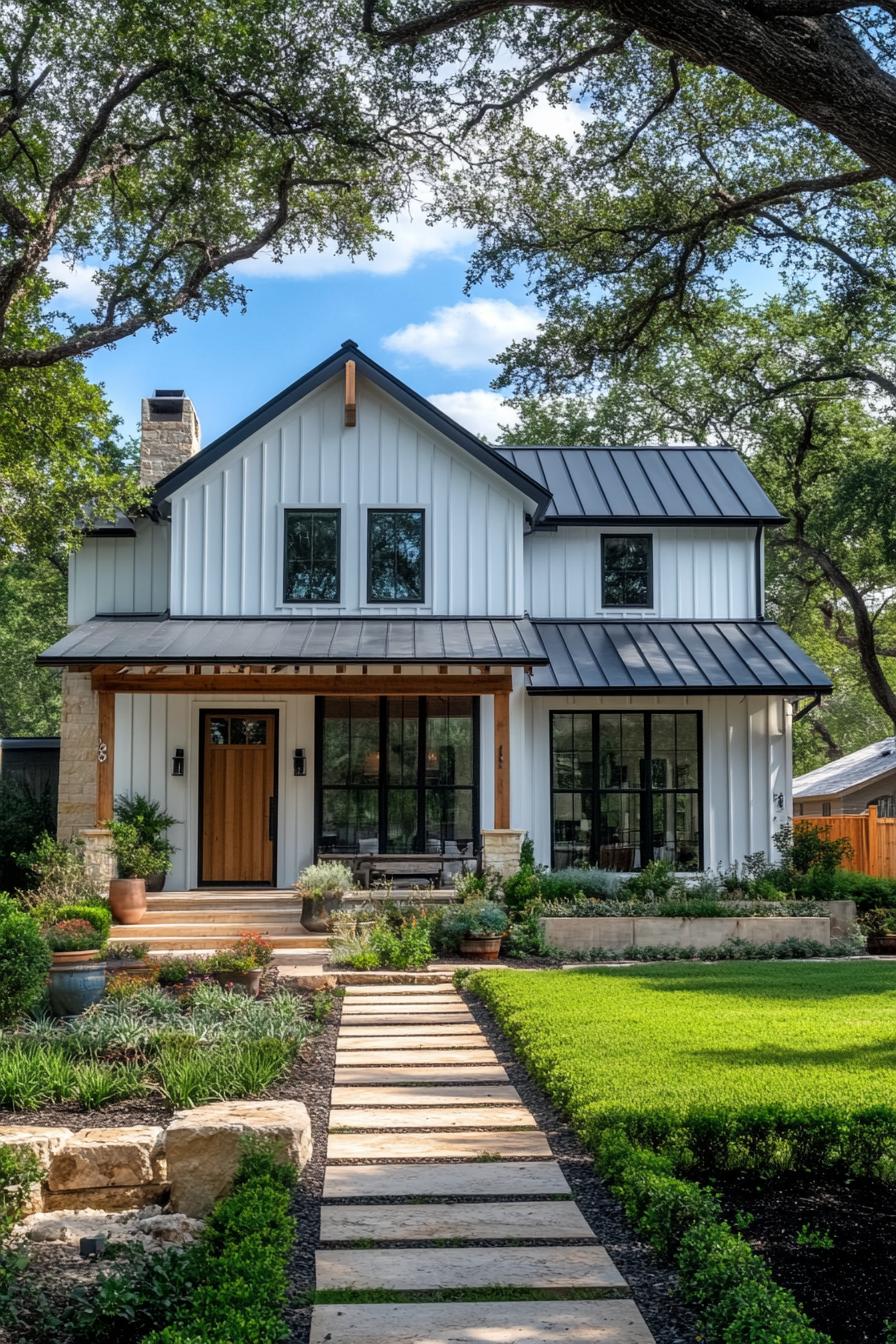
top-left (368, 509), bottom-right (425, 603)
top-left (601, 534), bottom-right (653, 608)
top-left (283, 508), bottom-right (340, 604)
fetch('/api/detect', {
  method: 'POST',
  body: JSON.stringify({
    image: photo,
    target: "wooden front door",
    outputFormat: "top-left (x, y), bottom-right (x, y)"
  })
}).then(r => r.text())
top-left (200, 710), bottom-right (277, 885)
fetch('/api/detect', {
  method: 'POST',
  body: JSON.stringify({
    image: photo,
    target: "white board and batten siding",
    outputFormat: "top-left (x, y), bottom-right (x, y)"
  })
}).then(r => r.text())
top-left (524, 526), bottom-right (759, 620)
top-left (520, 692), bottom-right (791, 870)
top-left (168, 375), bottom-right (525, 618)
top-left (68, 519), bottom-right (169, 625)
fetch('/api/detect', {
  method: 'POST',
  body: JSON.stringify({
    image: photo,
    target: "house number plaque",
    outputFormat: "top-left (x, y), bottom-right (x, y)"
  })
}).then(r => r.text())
top-left (97, 739), bottom-right (109, 764)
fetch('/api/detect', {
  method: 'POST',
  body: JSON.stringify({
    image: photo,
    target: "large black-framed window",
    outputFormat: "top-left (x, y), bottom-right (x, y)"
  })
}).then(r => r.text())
top-left (550, 709), bottom-right (702, 872)
top-left (315, 696), bottom-right (478, 855)
top-left (367, 509), bottom-right (425, 603)
top-left (283, 508), bottom-right (340, 603)
top-left (601, 534), bottom-right (653, 608)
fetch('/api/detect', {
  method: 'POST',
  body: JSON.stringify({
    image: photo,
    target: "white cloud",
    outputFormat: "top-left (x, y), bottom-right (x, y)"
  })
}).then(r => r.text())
top-left (383, 298), bottom-right (540, 370)
top-left (45, 254), bottom-right (99, 308)
top-left (428, 389), bottom-right (518, 441)
top-left (237, 207), bottom-right (475, 280)
top-left (523, 90), bottom-right (588, 144)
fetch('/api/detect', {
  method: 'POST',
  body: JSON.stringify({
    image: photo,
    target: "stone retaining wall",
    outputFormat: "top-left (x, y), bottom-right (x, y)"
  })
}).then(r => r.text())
top-left (0, 1100), bottom-right (311, 1218)
top-left (539, 915), bottom-right (832, 954)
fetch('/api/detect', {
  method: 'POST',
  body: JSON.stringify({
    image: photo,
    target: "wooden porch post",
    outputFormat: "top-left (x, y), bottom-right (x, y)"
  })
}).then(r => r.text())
top-left (96, 689), bottom-right (115, 824)
top-left (494, 690), bottom-right (510, 830)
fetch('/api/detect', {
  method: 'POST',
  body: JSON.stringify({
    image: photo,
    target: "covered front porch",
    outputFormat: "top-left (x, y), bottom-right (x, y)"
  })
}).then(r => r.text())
top-left (41, 616), bottom-right (547, 891)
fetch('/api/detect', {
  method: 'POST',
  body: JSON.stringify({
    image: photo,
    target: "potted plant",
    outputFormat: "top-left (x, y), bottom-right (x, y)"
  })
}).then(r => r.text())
top-left (861, 907), bottom-right (896, 954)
top-left (108, 820), bottom-right (167, 924)
top-left (453, 899), bottom-right (510, 961)
top-left (114, 794), bottom-right (177, 892)
top-left (43, 917), bottom-right (108, 1016)
top-left (295, 861), bottom-right (354, 933)
top-left (206, 934), bottom-right (274, 997)
top-left (105, 942), bottom-right (152, 979)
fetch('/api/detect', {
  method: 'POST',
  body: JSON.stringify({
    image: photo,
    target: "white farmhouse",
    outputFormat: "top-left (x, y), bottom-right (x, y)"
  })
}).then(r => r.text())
top-left (41, 342), bottom-right (830, 889)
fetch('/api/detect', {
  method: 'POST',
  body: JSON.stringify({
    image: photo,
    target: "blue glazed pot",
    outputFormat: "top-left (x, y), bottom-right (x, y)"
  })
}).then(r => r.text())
top-left (47, 961), bottom-right (107, 1017)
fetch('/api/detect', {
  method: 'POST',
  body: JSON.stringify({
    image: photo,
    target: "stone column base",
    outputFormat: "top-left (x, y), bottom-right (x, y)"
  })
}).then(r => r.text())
top-left (481, 828), bottom-right (525, 877)
top-left (79, 827), bottom-right (116, 889)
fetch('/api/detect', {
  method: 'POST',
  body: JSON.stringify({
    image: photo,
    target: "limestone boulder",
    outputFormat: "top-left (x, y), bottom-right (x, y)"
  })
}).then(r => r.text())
top-left (41, 1183), bottom-right (168, 1212)
top-left (0, 1125), bottom-right (73, 1169)
top-left (166, 1100), bottom-right (312, 1217)
top-left (47, 1126), bottom-right (165, 1192)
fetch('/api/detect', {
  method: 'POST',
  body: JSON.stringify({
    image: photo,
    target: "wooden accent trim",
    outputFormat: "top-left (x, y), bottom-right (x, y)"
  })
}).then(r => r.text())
top-left (96, 690), bottom-right (115, 824)
top-left (90, 670), bottom-right (513, 696)
top-left (494, 688), bottom-right (510, 829)
top-left (344, 359), bottom-right (356, 426)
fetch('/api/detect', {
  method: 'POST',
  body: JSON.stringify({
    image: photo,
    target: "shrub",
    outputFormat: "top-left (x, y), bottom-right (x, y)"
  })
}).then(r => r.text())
top-left (294, 860), bottom-right (353, 910)
top-left (54, 903), bottom-right (112, 940)
top-left (330, 910), bottom-right (433, 969)
top-left (0, 1145), bottom-right (42, 1239)
top-left (775, 821), bottom-right (852, 876)
top-left (454, 868), bottom-right (502, 901)
top-left (156, 956), bottom-right (203, 986)
top-left (437, 899), bottom-right (508, 951)
top-left (113, 793), bottom-right (176, 875)
top-left (0, 906), bottom-right (50, 1025)
top-left (106, 942), bottom-right (150, 962)
top-left (0, 781), bottom-right (55, 892)
top-left (44, 918), bottom-right (104, 953)
top-left (109, 820), bottom-right (165, 880)
top-left (13, 834), bottom-right (103, 909)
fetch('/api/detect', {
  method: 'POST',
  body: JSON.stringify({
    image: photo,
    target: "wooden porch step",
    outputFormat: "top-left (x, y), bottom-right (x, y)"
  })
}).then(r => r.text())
top-left (109, 930), bottom-right (329, 950)
top-left (137, 914), bottom-right (308, 931)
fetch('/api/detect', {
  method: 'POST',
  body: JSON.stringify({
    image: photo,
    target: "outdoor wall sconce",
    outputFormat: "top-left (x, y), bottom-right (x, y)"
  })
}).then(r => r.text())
top-left (293, 748), bottom-right (306, 777)
top-left (171, 748), bottom-right (185, 777)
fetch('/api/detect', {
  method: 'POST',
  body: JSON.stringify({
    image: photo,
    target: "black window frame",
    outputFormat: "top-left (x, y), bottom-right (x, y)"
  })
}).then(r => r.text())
top-left (282, 507), bottom-right (341, 605)
top-left (314, 695), bottom-right (480, 855)
top-left (601, 533), bottom-right (654, 609)
top-left (549, 708), bottom-right (703, 871)
top-left (366, 508), bottom-right (426, 605)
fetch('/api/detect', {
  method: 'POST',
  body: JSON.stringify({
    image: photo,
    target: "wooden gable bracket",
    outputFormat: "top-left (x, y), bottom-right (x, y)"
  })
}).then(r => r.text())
top-left (344, 359), bottom-right (356, 427)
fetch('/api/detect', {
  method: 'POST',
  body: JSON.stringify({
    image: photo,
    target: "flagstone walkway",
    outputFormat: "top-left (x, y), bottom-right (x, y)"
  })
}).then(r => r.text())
top-left (309, 982), bottom-right (658, 1344)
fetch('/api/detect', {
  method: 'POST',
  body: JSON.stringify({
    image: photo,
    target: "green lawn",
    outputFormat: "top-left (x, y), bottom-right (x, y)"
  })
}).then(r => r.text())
top-left (469, 962), bottom-right (896, 1125)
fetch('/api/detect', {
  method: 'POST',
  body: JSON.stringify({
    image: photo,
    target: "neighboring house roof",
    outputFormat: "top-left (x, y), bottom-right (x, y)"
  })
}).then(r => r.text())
top-left (37, 616), bottom-right (549, 666)
top-left (494, 446), bottom-right (783, 525)
top-left (150, 342), bottom-right (552, 519)
top-left (529, 620), bottom-right (831, 695)
top-left (793, 737), bottom-right (896, 799)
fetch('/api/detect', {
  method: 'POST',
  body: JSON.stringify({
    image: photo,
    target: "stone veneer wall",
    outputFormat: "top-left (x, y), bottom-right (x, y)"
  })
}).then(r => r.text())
top-left (57, 670), bottom-right (98, 840)
top-left (481, 828), bottom-right (525, 877)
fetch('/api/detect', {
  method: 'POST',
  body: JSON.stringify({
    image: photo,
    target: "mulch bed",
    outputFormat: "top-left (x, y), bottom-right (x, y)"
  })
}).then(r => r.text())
top-left (718, 1174), bottom-right (896, 1343)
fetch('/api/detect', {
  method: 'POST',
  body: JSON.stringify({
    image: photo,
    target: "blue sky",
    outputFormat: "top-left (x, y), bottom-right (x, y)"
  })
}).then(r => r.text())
top-left (55, 210), bottom-right (540, 449)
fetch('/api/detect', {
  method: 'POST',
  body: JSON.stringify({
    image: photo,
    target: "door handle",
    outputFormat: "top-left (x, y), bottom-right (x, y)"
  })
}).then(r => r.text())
top-left (268, 796), bottom-right (275, 841)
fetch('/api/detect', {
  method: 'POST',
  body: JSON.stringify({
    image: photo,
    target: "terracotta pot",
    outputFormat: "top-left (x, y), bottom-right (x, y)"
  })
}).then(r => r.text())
top-left (459, 934), bottom-right (504, 962)
top-left (145, 872), bottom-right (166, 893)
top-left (868, 933), bottom-right (896, 955)
top-left (48, 961), bottom-right (107, 1016)
top-left (109, 877), bottom-right (147, 925)
top-left (51, 949), bottom-right (102, 967)
top-left (210, 968), bottom-right (263, 997)
top-left (301, 894), bottom-right (342, 933)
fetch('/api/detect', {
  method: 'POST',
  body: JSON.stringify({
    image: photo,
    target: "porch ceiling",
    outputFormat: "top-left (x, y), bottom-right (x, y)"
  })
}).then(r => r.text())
top-left (37, 615), bottom-right (548, 667)
top-left (529, 619), bottom-right (832, 695)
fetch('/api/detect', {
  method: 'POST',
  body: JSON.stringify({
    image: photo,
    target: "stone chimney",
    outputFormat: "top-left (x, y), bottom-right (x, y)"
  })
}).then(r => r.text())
top-left (139, 389), bottom-right (200, 487)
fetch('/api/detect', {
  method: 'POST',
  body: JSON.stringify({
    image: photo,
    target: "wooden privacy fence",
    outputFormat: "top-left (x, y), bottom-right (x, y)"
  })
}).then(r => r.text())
top-left (795, 804), bottom-right (896, 877)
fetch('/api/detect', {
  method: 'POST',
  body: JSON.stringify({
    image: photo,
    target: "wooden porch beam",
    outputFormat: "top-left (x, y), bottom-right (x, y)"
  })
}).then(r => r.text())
top-left (494, 688), bottom-right (510, 829)
top-left (344, 359), bottom-right (356, 426)
top-left (96, 689), bottom-right (115, 824)
top-left (89, 671), bottom-right (514, 696)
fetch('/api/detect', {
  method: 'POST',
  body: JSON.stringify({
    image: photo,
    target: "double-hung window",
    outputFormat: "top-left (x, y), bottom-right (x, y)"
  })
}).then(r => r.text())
top-left (367, 509), bottom-right (424, 603)
top-left (601, 534), bottom-right (653, 608)
top-left (283, 509), bottom-right (340, 603)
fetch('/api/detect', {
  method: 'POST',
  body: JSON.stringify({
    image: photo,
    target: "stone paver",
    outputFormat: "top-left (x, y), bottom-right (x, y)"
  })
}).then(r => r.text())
top-left (335, 1048), bottom-right (499, 1066)
top-left (327, 1130), bottom-right (552, 1160)
top-left (333, 1064), bottom-right (510, 1085)
top-left (337, 1035), bottom-right (487, 1050)
top-left (323, 1160), bottom-right (572, 1199)
top-left (320, 1200), bottom-right (596, 1242)
top-left (329, 1105), bottom-right (537, 1130)
top-left (338, 1013), bottom-right (476, 1027)
top-left (309, 1300), bottom-right (656, 1343)
top-left (343, 993), bottom-right (461, 1004)
top-left (316, 1245), bottom-right (626, 1291)
top-left (331, 1085), bottom-right (521, 1106)
top-left (342, 1000), bottom-right (471, 1014)
top-left (343, 984), bottom-right (455, 995)
top-left (338, 1022), bottom-right (485, 1036)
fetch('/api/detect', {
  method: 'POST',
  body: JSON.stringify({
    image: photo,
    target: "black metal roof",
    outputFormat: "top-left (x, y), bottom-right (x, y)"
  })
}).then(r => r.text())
top-left (495, 446), bottom-right (783, 525)
top-left (150, 342), bottom-right (551, 518)
top-left (530, 621), bottom-right (830, 695)
top-left (37, 616), bottom-right (548, 667)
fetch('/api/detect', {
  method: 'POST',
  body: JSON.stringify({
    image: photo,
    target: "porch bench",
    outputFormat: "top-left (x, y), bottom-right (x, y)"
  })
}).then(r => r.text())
top-left (365, 856), bottom-right (446, 890)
